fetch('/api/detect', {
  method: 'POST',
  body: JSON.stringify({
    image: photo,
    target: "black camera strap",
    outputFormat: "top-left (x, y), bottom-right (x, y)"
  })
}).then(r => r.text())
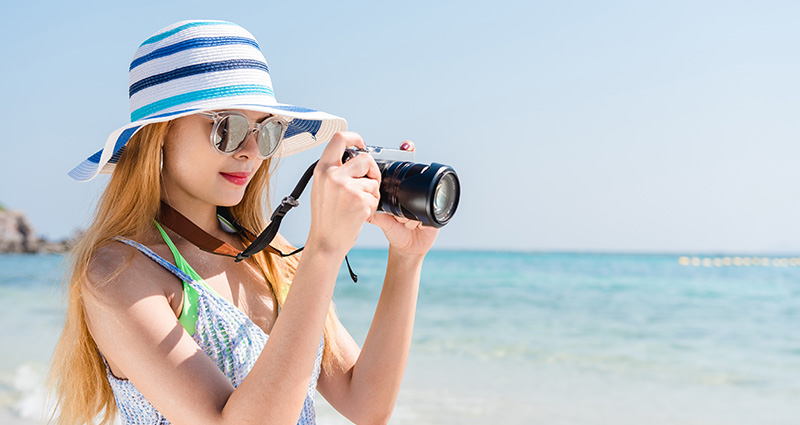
top-left (236, 160), bottom-right (317, 261)
top-left (157, 159), bottom-right (359, 283)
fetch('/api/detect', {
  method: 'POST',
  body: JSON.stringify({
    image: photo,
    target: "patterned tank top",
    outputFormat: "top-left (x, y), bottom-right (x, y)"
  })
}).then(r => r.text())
top-left (105, 234), bottom-right (323, 425)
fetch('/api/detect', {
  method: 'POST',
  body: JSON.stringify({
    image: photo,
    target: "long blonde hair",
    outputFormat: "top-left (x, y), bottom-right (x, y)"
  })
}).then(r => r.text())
top-left (49, 121), bottom-right (342, 425)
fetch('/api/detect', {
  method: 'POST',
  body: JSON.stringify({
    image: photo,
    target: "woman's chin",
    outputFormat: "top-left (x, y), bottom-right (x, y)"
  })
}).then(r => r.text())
top-left (210, 188), bottom-right (247, 208)
top-left (216, 196), bottom-right (246, 208)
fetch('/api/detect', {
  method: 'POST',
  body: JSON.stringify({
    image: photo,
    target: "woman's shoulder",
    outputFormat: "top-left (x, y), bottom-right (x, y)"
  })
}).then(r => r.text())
top-left (83, 238), bottom-right (179, 307)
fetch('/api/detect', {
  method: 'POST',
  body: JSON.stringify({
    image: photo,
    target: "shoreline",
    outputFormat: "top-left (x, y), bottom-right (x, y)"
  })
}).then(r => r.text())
top-left (6, 353), bottom-right (796, 425)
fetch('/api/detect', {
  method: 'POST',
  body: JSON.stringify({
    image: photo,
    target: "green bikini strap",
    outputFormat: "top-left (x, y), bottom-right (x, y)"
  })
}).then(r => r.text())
top-left (155, 221), bottom-right (197, 278)
top-left (154, 220), bottom-right (201, 335)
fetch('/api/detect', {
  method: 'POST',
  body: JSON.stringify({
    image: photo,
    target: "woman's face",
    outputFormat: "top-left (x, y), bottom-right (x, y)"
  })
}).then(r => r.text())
top-left (161, 110), bottom-right (268, 208)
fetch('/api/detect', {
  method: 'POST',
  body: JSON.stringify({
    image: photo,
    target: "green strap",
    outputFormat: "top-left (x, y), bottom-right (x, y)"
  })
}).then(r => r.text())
top-left (154, 220), bottom-right (214, 335)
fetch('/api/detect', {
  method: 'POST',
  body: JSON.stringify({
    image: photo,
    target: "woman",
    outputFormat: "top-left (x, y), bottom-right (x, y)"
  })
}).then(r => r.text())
top-left (50, 20), bottom-right (438, 425)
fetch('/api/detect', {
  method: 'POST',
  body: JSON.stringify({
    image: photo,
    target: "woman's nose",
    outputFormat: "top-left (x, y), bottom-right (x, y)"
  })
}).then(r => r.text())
top-left (234, 130), bottom-right (261, 159)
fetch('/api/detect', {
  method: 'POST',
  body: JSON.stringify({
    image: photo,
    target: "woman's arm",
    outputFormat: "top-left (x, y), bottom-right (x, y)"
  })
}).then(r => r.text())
top-left (317, 248), bottom-right (425, 425)
top-left (223, 244), bottom-right (344, 423)
top-left (317, 140), bottom-right (441, 424)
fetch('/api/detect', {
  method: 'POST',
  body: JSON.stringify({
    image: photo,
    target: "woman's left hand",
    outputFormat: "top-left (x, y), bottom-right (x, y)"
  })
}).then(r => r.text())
top-left (368, 141), bottom-right (440, 257)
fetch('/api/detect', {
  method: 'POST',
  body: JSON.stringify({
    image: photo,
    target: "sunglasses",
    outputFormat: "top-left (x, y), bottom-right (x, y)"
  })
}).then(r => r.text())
top-left (198, 111), bottom-right (288, 159)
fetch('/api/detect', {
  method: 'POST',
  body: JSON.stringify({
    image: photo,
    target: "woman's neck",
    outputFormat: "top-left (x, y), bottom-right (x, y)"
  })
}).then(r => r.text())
top-left (160, 196), bottom-right (220, 236)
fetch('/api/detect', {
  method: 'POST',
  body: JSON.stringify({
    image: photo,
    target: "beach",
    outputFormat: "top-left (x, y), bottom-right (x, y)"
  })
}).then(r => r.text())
top-left (1, 251), bottom-right (798, 424)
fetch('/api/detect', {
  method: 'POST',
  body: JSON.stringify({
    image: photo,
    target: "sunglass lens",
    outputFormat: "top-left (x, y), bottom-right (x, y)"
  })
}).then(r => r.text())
top-left (215, 114), bottom-right (250, 153)
top-left (258, 121), bottom-right (284, 158)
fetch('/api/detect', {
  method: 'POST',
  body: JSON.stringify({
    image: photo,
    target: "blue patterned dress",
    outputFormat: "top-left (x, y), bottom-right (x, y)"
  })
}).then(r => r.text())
top-left (104, 234), bottom-right (323, 425)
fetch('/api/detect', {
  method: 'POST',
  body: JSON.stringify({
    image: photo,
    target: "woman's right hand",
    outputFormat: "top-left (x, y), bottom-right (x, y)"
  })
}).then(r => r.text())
top-left (306, 131), bottom-right (381, 258)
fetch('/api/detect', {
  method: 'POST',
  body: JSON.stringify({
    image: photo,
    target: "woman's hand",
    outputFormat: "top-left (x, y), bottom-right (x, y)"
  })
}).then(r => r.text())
top-left (306, 132), bottom-right (381, 258)
top-left (369, 141), bottom-right (440, 258)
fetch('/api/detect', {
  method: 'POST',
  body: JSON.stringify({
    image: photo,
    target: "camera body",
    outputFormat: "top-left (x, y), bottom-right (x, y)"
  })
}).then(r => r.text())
top-left (343, 145), bottom-right (416, 164)
top-left (343, 146), bottom-right (460, 228)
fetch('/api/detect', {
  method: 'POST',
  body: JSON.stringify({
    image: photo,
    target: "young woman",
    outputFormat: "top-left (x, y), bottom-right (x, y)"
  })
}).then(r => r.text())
top-left (50, 20), bottom-right (438, 425)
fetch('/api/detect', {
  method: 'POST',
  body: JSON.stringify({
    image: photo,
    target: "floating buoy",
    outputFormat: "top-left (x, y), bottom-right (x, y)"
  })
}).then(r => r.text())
top-left (678, 256), bottom-right (800, 267)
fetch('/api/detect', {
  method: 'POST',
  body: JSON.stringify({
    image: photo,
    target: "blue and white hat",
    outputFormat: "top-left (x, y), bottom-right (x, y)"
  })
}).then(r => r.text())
top-left (69, 20), bottom-right (347, 181)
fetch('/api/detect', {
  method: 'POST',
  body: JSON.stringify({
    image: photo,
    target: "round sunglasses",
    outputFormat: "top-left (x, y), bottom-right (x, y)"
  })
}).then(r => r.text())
top-left (198, 111), bottom-right (288, 159)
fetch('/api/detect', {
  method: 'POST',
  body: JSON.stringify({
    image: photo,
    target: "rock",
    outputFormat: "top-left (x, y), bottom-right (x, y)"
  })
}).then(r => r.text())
top-left (0, 210), bottom-right (35, 253)
top-left (0, 209), bottom-right (76, 254)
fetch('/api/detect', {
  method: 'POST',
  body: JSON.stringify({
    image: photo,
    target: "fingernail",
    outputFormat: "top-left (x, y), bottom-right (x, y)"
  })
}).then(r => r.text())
top-left (400, 142), bottom-right (410, 150)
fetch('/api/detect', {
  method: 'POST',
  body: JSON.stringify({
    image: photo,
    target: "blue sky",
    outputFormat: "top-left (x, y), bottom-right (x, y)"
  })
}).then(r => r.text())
top-left (1, 0), bottom-right (798, 252)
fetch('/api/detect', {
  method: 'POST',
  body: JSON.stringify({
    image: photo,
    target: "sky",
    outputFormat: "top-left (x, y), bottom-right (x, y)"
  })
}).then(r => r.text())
top-left (0, 0), bottom-right (798, 253)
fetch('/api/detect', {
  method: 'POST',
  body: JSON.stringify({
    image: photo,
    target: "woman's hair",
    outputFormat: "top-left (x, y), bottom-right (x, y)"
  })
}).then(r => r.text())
top-left (49, 121), bottom-right (342, 425)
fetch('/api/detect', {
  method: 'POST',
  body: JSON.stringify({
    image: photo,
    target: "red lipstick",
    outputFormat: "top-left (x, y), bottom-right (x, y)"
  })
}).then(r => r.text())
top-left (220, 171), bottom-right (251, 186)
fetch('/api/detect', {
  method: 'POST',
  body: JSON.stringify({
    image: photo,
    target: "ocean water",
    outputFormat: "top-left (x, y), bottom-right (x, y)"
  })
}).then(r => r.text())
top-left (1, 251), bottom-right (798, 424)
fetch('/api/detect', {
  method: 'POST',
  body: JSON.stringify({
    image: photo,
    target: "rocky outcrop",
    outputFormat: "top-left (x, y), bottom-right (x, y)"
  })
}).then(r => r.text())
top-left (0, 209), bottom-right (77, 254)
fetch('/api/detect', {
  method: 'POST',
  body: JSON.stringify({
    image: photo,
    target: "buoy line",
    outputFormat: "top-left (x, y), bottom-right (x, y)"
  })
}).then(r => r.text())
top-left (678, 256), bottom-right (800, 267)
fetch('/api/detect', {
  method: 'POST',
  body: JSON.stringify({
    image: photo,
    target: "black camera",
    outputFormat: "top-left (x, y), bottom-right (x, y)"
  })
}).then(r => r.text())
top-left (343, 146), bottom-right (460, 228)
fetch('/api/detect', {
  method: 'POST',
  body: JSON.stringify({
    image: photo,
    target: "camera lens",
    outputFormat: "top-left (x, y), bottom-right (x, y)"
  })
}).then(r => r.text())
top-left (433, 172), bottom-right (458, 223)
top-left (433, 183), bottom-right (447, 215)
top-left (377, 161), bottom-right (460, 228)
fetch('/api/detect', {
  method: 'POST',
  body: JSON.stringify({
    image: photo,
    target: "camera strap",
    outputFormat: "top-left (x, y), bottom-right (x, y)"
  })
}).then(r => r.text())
top-left (156, 160), bottom-right (359, 283)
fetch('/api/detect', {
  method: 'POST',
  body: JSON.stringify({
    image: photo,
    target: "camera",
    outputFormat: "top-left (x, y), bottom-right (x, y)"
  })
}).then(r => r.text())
top-left (343, 146), bottom-right (460, 228)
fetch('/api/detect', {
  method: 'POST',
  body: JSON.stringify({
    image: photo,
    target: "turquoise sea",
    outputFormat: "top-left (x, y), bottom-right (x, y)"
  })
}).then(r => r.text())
top-left (1, 250), bottom-right (798, 424)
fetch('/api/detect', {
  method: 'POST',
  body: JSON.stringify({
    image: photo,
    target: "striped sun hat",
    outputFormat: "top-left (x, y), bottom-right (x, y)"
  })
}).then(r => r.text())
top-left (69, 20), bottom-right (347, 181)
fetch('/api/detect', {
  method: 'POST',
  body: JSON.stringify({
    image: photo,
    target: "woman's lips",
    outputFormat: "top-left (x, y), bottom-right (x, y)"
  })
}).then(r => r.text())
top-left (220, 171), bottom-right (251, 186)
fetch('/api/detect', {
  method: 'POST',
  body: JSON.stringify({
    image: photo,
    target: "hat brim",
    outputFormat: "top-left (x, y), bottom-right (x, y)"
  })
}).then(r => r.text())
top-left (69, 104), bottom-right (347, 182)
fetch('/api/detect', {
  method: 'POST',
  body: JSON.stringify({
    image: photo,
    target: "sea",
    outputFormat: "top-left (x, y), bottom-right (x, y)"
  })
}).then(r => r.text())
top-left (0, 250), bottom-right (798, 425)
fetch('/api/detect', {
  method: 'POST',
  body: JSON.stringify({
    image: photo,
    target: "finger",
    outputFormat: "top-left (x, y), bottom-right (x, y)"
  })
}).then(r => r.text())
top-left (404, 219), bottom-right (421, 229)
top-left (364, 154), bottom-right (381, 182)
top-left (353, 177), bottom-right (380, 199)
top-left (368, 211), bottom-right (392, 226)
top-left (343, 152), bottom-right (381, 182)
top-left (318, 131), bottom-right (366, 168)
top-left (361, 192), bottom-right (380, 221)
top-left (400, 140), bottom-right (415, 152)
